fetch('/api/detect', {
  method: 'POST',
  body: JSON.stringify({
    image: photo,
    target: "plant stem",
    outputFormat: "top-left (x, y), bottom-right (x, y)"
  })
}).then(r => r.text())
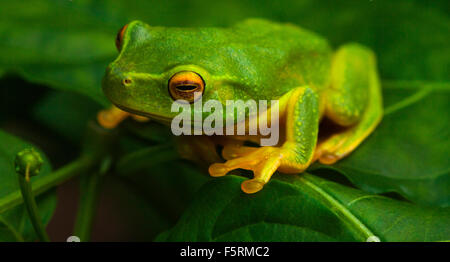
top-left (73, 158), bottom-right (110, 241)
top-left (17, 164), bottom-right (50, 242)
top-left (72, 172), bottom-right (101, 241)
top-left (0, 154), bottom-right (97, 214)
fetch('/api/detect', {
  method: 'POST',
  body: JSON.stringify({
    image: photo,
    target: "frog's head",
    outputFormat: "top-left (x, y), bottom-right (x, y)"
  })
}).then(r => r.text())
top-left (102, 20), bottom-right (253, 125)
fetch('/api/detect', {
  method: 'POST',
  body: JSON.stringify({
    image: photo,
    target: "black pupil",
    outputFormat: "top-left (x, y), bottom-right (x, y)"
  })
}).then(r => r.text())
top-left (176, 85), bottom-right (197, 91)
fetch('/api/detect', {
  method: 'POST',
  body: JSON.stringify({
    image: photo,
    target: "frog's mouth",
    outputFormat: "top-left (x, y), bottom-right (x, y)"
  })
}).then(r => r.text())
top-left (112, 102), bottom-right (173, 125)
top-left (111, 101), bottom-right (210, 128)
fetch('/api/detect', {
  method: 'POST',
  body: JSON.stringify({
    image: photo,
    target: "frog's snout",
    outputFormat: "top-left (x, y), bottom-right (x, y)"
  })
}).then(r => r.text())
top-left (103, 65), bottom-right (133, 89)
top-left (102, 65), bottom-right (134, 105)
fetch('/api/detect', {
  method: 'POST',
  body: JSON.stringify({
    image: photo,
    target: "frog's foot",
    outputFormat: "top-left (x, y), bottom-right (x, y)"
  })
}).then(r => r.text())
top-left (221, 142), bottom-right (259, 160)
top-left (97, 106), bottom-right (131, 129)
top-left (313, 102), bottom-right (382, 165)
top-left (313, 132), bottom-right (349, 164)
top-left (131, 115), bottom-right (150, 122)
top-left (209, 146), bottom-right (290, 194)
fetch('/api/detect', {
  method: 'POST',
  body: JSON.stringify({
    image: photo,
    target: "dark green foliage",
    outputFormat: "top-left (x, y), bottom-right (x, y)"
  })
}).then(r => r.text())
top-left (0, 0), bottom-right (448, 241)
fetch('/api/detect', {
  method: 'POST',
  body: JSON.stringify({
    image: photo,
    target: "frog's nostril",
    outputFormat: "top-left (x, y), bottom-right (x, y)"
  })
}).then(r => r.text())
top-left (122, 78), bottom-right (132, 86)
top-left (104, 63), bottom-right (133, 88)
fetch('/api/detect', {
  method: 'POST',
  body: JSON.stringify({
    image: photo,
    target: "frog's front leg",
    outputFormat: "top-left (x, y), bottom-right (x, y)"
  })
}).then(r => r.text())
top-left (209, 87), bottom-right (320, 194)
top-left (176, 135), bottom-right (223, 167)
top-left (97, 105), bottom-right (149, 129)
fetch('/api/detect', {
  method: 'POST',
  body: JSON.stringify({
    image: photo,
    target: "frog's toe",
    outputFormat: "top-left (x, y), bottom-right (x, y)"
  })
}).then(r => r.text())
top-left (241, 179), bottom-right (265, 194)
top-left (209, 154), bottom-right (259, 176)
top-left (208, 163), bottom-right (229, 177)
top-left (313, 133), bottom-right (348, 163)
top-left (318, 153), bottom-right (339, 164)
top-left (208, 147), bottom-right (283, 194)
top-left (222, 144), bottom-right (259, 160)
top-left (97, 106), bottom-right (130, 129)
top-left (131, 114), bottom-right (150, 122)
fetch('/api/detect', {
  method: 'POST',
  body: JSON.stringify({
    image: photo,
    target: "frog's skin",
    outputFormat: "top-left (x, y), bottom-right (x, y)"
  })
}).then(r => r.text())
top-left (98, 19), bottom-right (383, 194)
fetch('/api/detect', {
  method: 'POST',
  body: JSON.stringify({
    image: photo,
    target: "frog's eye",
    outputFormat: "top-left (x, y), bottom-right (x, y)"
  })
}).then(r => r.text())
top-left (168, 71), bottom-right (205, 103)
top-left (115, 24), bottom-right (128, 51)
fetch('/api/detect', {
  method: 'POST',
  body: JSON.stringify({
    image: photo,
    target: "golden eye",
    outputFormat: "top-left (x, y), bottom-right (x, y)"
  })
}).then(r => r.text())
top-left (115, 24), bottom-right (128, 51)
top-left (168, 71), bottom-right (205, 103)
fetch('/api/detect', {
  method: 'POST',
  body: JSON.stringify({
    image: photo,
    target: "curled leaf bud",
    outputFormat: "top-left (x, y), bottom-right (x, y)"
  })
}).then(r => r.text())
top-left (15, 148), bottom-right (44, 178)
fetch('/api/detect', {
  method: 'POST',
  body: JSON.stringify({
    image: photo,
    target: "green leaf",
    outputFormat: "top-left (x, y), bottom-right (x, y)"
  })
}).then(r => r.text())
top-left (112, 155), bottom-right (211, 240)
top-left (0, 0), bottom-right (117, 105)
top-left (117, 158), bottom-right (211, 222)
top-left (311, 81), bottom-right (450, 207)
top-left (0, 130), bottom-right (56, 241)
top-left (1, 0), bottom-right (449, 241)
top-left (157, 174), bottom-right (450, 242)
top-left (282, 0), bottom-right (450, 81)
top-left (32, 90), bottom-right (102, 142)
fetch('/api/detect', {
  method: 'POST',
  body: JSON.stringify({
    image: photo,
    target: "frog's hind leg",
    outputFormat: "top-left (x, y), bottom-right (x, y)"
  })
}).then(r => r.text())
top-left (314, 44), bottom-right (383, 164)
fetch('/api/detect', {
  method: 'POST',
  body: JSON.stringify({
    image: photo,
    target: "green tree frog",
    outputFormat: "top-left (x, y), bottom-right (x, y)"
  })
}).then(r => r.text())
top-left (98, 19), bottom-right (383, 194)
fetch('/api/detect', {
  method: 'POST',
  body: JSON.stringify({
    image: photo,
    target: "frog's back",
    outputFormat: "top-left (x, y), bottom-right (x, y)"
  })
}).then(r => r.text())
top-left (226, 19), bottom-right (332, 98)
top-left (129, 19), bottom-right (332, 100)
